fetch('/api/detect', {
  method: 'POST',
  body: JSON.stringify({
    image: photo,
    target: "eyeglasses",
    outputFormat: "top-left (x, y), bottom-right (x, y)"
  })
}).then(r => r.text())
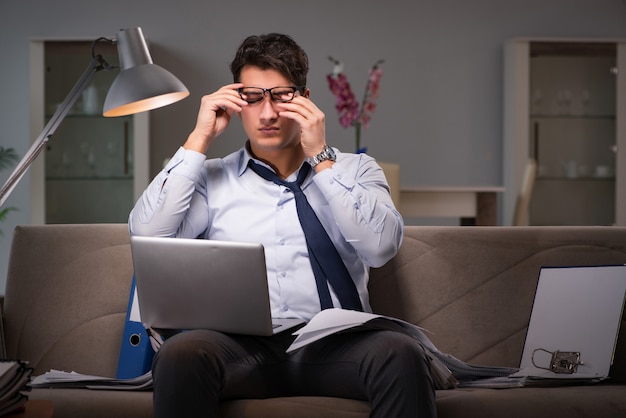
top-left (237, 86), bottom-right (305, 104)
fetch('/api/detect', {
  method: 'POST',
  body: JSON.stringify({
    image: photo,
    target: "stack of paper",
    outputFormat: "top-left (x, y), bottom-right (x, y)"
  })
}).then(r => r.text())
top-left (287, 309), bottom-right (517, 389)
top-left (0, 360), bottom-right (32, 416)
top-left (456, 374), bottom-right (606, 389)
top-left (30, 370), bottom-right (153, 391)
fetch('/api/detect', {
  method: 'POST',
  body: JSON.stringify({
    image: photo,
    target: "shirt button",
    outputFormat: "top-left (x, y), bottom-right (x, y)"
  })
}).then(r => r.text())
top-left (278, 239), bottom-right (285, 246)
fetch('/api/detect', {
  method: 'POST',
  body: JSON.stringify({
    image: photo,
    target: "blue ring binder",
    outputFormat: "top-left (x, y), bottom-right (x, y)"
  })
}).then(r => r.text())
top-left (116, 274), bottom-right (155, 379)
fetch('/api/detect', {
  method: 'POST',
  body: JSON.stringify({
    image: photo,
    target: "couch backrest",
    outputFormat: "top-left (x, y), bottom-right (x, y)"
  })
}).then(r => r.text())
top-left (369, 226), bottom-right (626, 382)
top-left (4, 224), bottom-right (132, 376)
top-left (5, 224), bottom-right (626, 381)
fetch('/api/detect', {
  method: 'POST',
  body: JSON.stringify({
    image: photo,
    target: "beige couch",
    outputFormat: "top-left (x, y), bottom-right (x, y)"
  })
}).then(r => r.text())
top-left (4, 223), bottom-right (626, 418)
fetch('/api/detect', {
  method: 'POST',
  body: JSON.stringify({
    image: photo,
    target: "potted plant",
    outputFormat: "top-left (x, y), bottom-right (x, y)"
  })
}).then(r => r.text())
top-left (326, 57), bottom-right (384, 153)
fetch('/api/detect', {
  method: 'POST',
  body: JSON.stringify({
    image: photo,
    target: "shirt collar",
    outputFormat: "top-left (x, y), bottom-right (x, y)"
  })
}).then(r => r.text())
top-left (239, 140), bottom-right (308, 183)
top-left (238, 142), bottom-right (255, 177)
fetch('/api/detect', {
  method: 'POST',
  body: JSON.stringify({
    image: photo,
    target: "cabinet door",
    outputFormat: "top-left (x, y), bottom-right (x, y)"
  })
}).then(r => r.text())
top-left (529, 45), bottom-right (616, 225)
top-left (45, 116), bottom-right (135, 223)
top-left (29, 39), bottom-right (149, 224)
top-left (503, 39), bottom-right (626, 226)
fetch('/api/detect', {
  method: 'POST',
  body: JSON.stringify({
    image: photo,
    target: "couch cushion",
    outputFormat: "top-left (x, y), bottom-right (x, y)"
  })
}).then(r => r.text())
top-left (435, 384), bottom-right (626, 418)
top-left (5, 224), bottom-right (133, 376)
top-left (30, 389), bottom-right (153, 418)
top-left (29, 389), bottom-right (370, 418)
top-left (31, 384), bottom-right (626, 418)
top-left (369, 226), bottom-right (626, 373)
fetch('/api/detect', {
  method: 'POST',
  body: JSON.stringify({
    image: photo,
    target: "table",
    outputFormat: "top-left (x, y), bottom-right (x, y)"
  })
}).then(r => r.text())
top-left (398, 186), bottom-right (505, 226)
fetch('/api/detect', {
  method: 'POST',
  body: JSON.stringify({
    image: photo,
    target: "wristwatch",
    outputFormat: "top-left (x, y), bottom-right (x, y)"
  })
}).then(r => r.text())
top-left (308, 144), bottom-right (336, 168)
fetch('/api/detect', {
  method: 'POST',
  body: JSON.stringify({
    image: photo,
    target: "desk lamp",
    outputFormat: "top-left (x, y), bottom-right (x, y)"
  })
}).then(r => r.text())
top-left (0, 27), bottom-right (189, 207)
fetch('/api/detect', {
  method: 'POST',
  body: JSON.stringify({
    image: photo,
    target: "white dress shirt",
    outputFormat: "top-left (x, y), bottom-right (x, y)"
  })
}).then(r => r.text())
top-left (129, 145), bottom-right (403, 321)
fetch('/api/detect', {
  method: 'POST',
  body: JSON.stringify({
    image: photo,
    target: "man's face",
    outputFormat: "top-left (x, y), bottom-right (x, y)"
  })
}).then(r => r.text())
top-left (238, 66), bottom-right (304, 153)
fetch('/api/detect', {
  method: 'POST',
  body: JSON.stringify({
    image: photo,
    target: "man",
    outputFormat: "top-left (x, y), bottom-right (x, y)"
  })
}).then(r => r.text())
top-left (129, 33), bottom-right (436, 418)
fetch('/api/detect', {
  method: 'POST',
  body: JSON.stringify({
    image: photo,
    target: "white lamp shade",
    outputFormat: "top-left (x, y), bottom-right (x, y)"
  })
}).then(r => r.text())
top-left (103, 27), bottom-right (189, 117)
top-left (103, 63), bottom-right (189, 116)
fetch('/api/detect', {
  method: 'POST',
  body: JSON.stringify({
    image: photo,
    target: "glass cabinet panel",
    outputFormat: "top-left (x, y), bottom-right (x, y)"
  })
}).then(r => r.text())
top-left (43, 41), bottom-right (141, 223)
top-left (528, 42), bottom-right (616, 225)
top-left (503, 39), bottom-right (625, 226)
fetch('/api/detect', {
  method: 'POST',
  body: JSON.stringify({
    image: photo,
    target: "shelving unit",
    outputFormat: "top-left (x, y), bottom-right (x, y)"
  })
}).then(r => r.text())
top-left (503, 38), bottom-right (626, 226)
top-left (29, 38), bottom-right (149, 224)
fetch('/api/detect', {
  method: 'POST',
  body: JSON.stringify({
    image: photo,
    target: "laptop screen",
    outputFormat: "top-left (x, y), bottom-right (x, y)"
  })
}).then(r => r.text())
top-left (515, 265), bottom-right (626, 379)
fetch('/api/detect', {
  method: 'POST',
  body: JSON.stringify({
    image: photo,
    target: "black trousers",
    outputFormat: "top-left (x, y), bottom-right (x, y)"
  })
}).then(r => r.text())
top-left (152, 327), bottom-right (437, 418)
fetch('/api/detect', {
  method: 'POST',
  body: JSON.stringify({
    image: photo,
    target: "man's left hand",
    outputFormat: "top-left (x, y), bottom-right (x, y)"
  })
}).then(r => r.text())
top-left (276, 96), bottom-right (328, 158)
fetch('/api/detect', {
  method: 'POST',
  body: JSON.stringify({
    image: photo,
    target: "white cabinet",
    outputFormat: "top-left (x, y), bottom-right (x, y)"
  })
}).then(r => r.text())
top-left (503, 38), bottom-right (626, 226)
top-left (29, 39), bottom-right (149, 224)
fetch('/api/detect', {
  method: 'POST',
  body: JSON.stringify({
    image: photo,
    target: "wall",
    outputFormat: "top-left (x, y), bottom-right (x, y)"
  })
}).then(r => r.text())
top-left (1, 0), bottom-right (626, 293)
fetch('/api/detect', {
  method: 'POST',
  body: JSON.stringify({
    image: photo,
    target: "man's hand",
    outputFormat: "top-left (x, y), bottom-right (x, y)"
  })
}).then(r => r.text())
top-left (276, 95), bottom-right (328, 159)
top-left (184, 83), bottom-right (248, 154)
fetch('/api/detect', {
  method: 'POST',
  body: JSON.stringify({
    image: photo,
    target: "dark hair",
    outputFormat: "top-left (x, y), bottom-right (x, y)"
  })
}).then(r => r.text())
top-left (230, 33), bottom-right (308, 87)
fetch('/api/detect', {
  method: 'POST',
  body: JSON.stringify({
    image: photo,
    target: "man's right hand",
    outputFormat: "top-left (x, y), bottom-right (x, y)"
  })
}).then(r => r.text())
top-left (184, 83), bottom-right (248, 154)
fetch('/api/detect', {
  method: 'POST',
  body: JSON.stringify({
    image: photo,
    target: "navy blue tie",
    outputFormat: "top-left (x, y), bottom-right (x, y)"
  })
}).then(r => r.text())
top-left (248, 160), bottom-right (363, 311)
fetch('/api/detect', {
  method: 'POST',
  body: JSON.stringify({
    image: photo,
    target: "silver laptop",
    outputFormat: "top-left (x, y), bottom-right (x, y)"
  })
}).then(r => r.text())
top-left (130, 235), bottom-right (304, 336)
top-left (512, 265), bottom-right (626, 379)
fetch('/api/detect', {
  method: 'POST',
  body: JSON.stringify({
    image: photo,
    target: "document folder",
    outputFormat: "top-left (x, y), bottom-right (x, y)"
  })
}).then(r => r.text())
top-left (116, 274), bottom-right (155, 379)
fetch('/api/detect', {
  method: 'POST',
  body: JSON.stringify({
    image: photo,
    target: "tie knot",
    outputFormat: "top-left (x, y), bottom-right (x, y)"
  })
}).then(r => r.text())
top-left (248, 160), bottom-right (311, 191)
